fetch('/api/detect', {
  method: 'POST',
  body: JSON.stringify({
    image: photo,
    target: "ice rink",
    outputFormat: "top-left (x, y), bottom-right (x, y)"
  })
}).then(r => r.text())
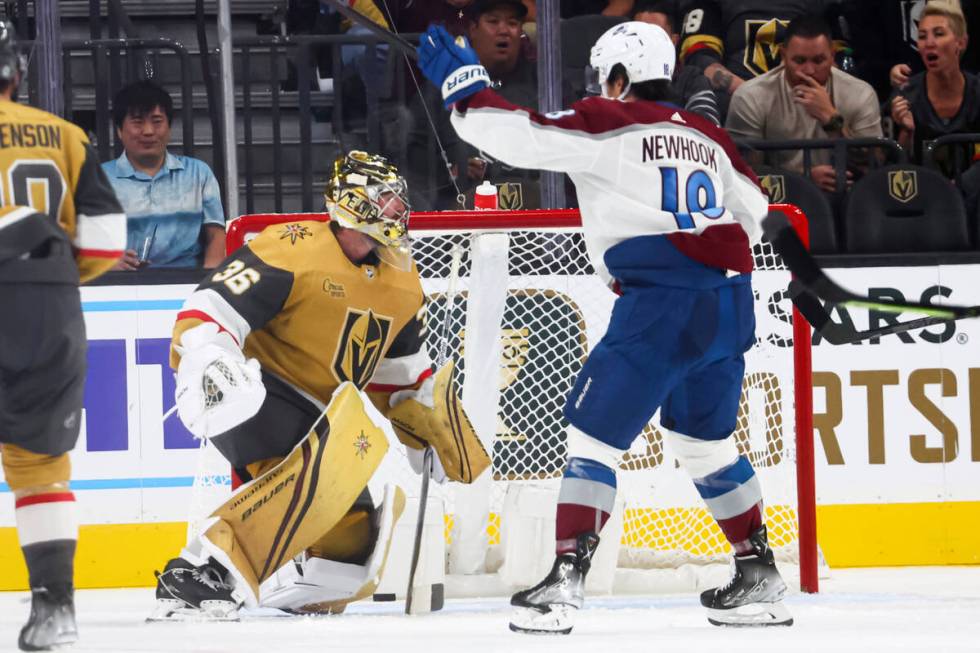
top-left (1, 566), bottom-right (978, 653)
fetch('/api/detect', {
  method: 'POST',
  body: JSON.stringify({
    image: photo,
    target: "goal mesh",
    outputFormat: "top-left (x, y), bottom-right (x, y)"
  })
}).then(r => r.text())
top-left (408, 211), bottom-right (807, 570)
top-left (216, 206), bottom-right (817, 591)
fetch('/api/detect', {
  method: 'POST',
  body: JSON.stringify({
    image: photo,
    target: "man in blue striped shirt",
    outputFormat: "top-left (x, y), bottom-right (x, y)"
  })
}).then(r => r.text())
top-left (103, 81), bottom-right (226, 269)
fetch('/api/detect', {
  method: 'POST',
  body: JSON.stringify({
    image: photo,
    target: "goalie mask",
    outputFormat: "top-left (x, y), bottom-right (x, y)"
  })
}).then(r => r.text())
top-left (324, 151), bottom-right (412, 270)
top-left (586, 21), bottom-right (675, 99)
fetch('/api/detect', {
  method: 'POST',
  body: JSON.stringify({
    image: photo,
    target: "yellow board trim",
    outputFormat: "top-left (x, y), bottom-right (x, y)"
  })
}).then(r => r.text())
top-left (2, 501), bottom-right (978, 590)
top-left (1, 522), bottom-right (187, 590)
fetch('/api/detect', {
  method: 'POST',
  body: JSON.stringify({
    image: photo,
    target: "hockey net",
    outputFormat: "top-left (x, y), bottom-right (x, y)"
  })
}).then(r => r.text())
top-left (217, 205), bottom-right (818, 595)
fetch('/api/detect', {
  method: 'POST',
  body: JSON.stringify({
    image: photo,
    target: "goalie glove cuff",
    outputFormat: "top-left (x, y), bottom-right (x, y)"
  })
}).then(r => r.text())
top-left (441, 65), bottom-right (490, 108)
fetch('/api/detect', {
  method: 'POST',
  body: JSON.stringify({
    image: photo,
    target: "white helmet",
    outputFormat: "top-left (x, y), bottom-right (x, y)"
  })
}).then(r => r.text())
top-left (588, 21), bottom-right (675, 99)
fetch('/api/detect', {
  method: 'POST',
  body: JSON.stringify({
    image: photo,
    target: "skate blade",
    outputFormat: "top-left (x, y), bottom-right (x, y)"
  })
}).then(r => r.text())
top-left (508, 605), bottom-right (575, 635)
top-left (706, 601), bottom-right (793, 627)
top-left (146, 598), bottom-right (240, 623)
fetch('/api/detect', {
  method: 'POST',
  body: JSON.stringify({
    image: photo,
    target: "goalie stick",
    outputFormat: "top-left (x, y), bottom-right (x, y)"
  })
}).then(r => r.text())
top-left (763, 212), bottom-right (980, 324)
top-left (404, 245), bottom-right (464, 615)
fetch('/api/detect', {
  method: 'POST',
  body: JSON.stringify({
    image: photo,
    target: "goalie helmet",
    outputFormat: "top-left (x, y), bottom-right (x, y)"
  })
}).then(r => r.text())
top-left (587, 21), bottom-right (674, 99)
top-left (324, 150), bottom-right (412, 270)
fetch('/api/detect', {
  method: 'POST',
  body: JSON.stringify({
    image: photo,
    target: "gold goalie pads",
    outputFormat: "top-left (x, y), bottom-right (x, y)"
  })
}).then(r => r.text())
top-left (387, 360), bottom-right (490, 484)
top-left (198, 383), bottom-right (391, 607)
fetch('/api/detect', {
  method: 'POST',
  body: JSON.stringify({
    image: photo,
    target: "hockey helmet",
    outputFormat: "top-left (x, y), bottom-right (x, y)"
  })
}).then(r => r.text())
top-left (0, 22), bottom-right (23, 84)
top-left (587, 21), bottom-right (675, 99)
top-left (324, 150), bottom-right (412, 270)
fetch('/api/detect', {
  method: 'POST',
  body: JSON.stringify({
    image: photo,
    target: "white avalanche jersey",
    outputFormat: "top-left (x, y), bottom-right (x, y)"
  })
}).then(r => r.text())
top-left (451, 89), bottom-right (769, 284)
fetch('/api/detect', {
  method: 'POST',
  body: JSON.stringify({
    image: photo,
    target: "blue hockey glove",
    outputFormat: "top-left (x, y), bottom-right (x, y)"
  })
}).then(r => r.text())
top-left (416, 24), bottom-right (490, 108)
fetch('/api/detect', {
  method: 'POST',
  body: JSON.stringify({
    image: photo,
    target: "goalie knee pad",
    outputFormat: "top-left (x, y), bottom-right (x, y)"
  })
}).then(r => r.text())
top-left (260, 484), bottom-right (406, 613)
top-left (199, 383), bottom-right (392, 607)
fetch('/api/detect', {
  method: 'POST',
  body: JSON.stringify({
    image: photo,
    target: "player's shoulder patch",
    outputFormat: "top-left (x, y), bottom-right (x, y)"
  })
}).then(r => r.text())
top-left (248, 219), bottom-right (330, 269)
top-left (276, 222), bottom-right (316, 245)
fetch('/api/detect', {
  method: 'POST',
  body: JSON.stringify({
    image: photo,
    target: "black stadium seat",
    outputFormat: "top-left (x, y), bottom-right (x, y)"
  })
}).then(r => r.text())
top-left (844, 164), bottom-right (971, 253)
top-left (756, 167), bottom-right (838, 254)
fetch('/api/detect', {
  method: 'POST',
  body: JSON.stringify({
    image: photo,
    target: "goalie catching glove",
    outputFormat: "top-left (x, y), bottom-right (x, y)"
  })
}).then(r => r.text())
top-left (388, 360), bottom-right (490, 484)
top-left (174, 322), bottom-right (266, 439)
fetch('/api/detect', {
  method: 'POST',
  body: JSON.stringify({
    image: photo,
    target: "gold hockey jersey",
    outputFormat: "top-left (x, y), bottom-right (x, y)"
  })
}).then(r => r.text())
top-left (172, 220), bottom-right (431, 406)
top-left (0, 100), bottom-right (125, 282)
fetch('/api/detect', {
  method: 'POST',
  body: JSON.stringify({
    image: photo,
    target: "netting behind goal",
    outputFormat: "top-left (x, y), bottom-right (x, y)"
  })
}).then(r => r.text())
top-left (220, 205), bottom-right (817, 594)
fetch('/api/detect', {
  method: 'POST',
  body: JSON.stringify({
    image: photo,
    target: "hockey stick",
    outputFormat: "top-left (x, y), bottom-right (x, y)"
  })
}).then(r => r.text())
top-left (404, 245), bottom-right (463, 615)
top-left (319, 0), bottom-right (419, 60)
top-left (405, 446), bottom-right (434, 614)
top-left (788, 280), bottom-right (951, 344)
top-left (763, 212), bottom-right (980, 321)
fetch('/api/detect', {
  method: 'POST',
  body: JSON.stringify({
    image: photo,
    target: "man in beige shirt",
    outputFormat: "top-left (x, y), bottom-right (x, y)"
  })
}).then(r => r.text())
top-left (725, 14), bottom-right (882, 193)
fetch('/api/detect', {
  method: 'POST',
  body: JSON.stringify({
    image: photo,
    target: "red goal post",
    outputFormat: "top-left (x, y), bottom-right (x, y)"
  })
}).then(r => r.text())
top-left (225, 204), bottom-right (818, 594)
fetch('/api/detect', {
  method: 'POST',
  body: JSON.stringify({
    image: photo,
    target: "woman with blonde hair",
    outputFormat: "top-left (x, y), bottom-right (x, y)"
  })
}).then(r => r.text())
top-left (890, 2), bottom-right (980, 175)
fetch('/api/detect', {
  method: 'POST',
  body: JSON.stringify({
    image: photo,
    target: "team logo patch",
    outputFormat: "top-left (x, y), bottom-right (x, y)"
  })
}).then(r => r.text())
top-left (279, 223), bottom-right (312, 244)
top-left (354, 431), bottom-right (372, 459)
top-left (743, 18), bottom-right (790, 77)
top-left (888, 170), bottom-right (918, 203)
top-left (760, 174), bottom-right (786, 204)
top-left (332, 308), bottom-right (393, 388)
top-left (498, 182), bottom-right (524, 210)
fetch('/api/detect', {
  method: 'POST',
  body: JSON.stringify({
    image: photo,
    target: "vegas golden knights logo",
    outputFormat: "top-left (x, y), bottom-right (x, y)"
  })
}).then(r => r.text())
top-left (760, 174), bottom-right (786, 203)
top-left (888, 170), bottom-right (918, 203)
top-left (744, 18), bottom-right (790, 77)
top-left (332, 308), bottom-right (393, 388)
top-left (497, 182), bottom-right (524, 210)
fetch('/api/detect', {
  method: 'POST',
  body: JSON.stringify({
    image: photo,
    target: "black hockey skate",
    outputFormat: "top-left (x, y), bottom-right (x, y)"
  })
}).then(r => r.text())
top-left (18, 584), bottom-right (77, 651)
top-left (700, 525), bottom-right (793, 627)
top-left (509, 532), bottom-right (599, 635)
top-left (148, 557), bottom-right (241, 622)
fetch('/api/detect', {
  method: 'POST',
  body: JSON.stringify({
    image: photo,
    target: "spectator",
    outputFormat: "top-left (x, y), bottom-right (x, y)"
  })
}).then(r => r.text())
top-left (890, 3), bottom-right (980, 177)
top-left (401, 0), bottom-right (545, 210)
top-left (678, 0), bottom-right (848, 120)
top-left (726, 15), bottom-right (882, 193)
top-left (103, 81), bottom-right (225, 269)
top-left (633, 0), bottom-right (720, 125)
top-left (842, 1), bottom-right (980, 102)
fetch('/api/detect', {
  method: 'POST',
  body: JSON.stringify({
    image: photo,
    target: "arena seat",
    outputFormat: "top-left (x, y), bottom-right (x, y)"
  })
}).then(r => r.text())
top-left (844, 164), bottom-right (970, 253)
top-left (756, 167), bottom-right (838, 254)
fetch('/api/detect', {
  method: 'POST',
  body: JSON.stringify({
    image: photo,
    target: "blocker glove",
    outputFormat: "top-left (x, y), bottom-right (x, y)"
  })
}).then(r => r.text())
top-left (417, 24), bottom-right (490, 108)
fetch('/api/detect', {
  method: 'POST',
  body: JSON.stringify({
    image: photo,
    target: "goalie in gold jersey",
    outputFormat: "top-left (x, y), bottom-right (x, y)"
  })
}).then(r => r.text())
top-left (150, 151), bottom-right (489, 620)
top-left (0, 21), bottom-right (126, 652)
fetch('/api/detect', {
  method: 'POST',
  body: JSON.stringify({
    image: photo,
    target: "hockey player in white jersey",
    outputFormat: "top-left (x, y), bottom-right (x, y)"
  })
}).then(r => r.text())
top-left (417, 21), bottom-right (792, 632)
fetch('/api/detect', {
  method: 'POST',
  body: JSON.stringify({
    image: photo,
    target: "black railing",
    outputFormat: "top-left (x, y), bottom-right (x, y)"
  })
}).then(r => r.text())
top-left (736, 137), bottom-right (907, 193)
top-left (924, 133), bottom-right (980, 177)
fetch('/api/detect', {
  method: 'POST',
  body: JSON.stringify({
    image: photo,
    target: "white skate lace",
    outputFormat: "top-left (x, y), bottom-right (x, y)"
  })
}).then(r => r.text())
top-left (719, 558), bottom-right (739, 593)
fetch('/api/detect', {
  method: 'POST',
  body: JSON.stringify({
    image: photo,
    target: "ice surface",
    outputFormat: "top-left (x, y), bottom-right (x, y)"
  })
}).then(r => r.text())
top-left (0, 567), bottom-right (977, 653)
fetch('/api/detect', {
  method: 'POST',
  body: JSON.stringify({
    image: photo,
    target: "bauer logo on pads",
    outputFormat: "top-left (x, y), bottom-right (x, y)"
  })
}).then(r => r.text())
top-left (888, 170), bottom-right (918, 203)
